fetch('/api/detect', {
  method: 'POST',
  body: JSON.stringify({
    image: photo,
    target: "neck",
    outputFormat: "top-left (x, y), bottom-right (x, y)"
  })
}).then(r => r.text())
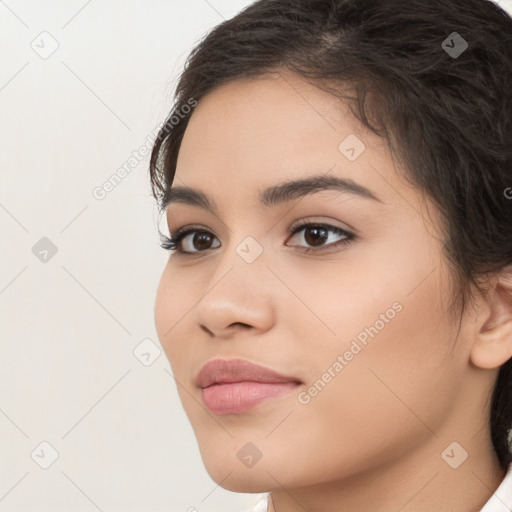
top-left (266, 445), bottom-right (506, 512)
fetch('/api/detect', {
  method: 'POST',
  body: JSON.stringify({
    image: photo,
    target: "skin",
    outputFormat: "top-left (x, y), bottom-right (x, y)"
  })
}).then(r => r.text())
top-left (154, 69), bottom-right (512, 512)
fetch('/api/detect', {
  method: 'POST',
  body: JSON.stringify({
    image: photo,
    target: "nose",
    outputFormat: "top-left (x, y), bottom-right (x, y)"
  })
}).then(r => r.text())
top-left (194, 262), bottom-right (276, 339)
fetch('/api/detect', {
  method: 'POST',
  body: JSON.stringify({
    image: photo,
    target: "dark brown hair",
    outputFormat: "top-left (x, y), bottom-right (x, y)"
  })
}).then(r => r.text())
top-left (149, 0), bottom-right (512, 469)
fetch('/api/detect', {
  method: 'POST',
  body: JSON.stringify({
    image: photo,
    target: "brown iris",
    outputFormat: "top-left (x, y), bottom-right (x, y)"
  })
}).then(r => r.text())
top-left (302, 226), bottom-right (329, 247)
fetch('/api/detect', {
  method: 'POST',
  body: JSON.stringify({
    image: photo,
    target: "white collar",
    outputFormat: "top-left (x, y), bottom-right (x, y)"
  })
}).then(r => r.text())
top-left (479, 462), bottom-right (512, 512)
top-left (246, 462), bottom-right (512, 512)
top-left (246, 494), bottom-right (269, 512)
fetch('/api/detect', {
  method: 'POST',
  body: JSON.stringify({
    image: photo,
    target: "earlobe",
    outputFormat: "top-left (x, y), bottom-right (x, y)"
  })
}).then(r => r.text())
top-left (470, 266), bottom-right (512, 370)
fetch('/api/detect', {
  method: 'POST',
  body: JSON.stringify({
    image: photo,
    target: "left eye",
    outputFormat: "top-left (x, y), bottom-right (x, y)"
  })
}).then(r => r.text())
top-left (160, 222), bottom-right (354, 254)
top-left (287, 223), bottom-right (353, 251)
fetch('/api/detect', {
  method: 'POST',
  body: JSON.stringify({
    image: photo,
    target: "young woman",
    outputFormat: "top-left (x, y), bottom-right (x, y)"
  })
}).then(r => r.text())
top-left (149, 0), bottom-right (512, 510)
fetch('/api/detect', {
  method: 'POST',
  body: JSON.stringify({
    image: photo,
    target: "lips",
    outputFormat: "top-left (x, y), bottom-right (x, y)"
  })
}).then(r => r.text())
top-left (195, 358), bottom-right (301, 389)
top-left (195, 358), bottom-right (302, 414)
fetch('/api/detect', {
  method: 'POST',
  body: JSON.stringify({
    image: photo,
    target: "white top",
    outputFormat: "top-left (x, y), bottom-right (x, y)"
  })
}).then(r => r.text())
top-left (244, 462), bottom-right (512, 512)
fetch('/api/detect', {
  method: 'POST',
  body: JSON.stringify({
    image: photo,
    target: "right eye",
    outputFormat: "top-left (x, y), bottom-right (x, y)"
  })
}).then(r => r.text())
top-left (160, 227), bottom-right (221, 254)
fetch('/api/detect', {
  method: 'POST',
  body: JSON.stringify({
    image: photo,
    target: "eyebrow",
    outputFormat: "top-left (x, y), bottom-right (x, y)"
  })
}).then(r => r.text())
top-left (162, 174), bottom-right (382, 213)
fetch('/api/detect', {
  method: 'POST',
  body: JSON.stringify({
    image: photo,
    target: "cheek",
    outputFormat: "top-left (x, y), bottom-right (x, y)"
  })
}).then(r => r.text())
top-left (154, 267), bottom-right (192, 373)
top-left (283, 245), bottom-right (461, 453)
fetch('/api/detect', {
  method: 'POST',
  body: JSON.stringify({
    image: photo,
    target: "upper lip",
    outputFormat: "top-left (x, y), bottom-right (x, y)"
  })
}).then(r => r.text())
top-left (195, 358), bottom-right (302, 389)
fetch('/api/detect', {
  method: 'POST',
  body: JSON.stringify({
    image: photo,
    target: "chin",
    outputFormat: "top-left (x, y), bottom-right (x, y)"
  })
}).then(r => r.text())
top-left (199, 447), bottom-right (280, 493)
top-left (206, 467), bottom-right (274, 493)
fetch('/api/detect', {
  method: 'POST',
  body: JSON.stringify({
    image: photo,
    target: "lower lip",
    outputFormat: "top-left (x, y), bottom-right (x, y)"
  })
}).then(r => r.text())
top-left (201, 381), bottom-right (300, 414)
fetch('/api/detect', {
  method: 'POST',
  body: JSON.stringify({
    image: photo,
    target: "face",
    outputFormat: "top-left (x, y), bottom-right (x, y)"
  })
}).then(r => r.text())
top-left (154, 70), bottom-right (481, 492)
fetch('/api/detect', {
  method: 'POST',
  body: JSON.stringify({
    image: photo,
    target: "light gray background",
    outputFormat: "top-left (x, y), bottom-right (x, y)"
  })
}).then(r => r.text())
top-left (1, 1), bottom-right (511, 511)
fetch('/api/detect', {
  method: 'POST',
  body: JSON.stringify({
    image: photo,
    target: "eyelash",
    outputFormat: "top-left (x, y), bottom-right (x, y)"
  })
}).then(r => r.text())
top-left (159, 220), bottom-right (355, 256)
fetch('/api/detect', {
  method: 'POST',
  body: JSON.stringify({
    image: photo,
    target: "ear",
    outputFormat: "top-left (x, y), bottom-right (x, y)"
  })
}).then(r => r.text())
top-left (470, 266), bottom-right (512, 369)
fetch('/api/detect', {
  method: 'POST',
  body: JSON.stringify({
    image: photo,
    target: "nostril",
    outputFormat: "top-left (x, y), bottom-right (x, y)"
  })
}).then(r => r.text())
top-left (199, 322), bottom-right (252, 338)
top-left (231, 322), bottom-right (252, 329)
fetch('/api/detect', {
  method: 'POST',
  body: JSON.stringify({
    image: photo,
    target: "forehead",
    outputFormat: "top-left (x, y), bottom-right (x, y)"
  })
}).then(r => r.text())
top-left (172, 71), bottom-right (399, 212)
top-left (180, 71), bottom-right (370, 158)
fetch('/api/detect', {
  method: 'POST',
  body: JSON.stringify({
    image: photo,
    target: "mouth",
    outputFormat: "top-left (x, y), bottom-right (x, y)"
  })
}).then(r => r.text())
top-left (195, 358), bottom-right (302, 415)
top-left (201, 381), bottom-right (301, 414)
